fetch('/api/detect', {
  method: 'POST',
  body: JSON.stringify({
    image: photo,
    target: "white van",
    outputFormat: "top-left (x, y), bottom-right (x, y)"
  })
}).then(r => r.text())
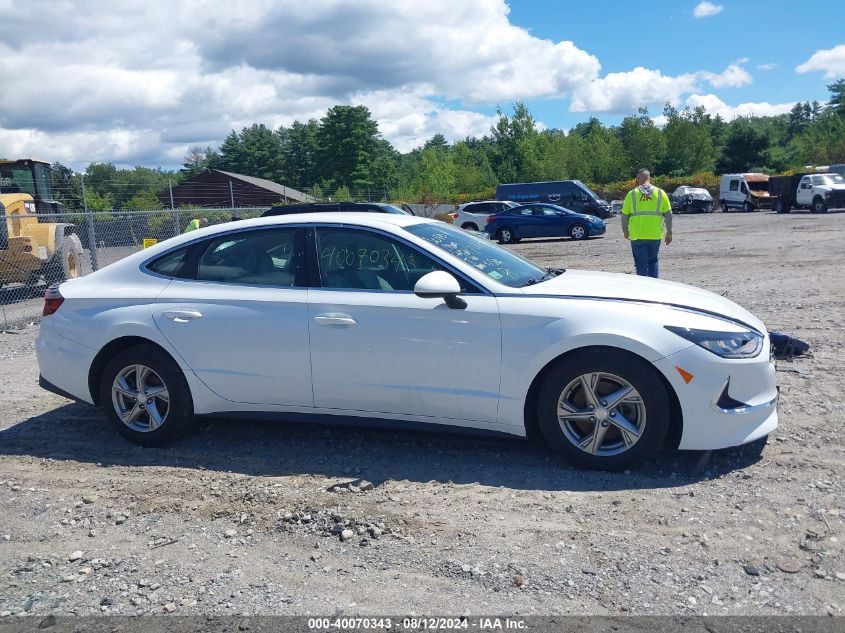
top-left (719, 173), bottom-right (772, 212)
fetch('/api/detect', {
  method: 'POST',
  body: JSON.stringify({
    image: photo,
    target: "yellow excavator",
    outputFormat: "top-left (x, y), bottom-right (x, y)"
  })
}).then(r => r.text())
top-left (0, 159), bottom-right (84, 288)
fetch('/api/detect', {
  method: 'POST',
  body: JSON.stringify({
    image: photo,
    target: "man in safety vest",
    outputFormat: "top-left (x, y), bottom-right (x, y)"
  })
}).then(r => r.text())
top-left (183, 216), bottom-right (208, 233)
top-left (621, 169), bottom-right (673, 278)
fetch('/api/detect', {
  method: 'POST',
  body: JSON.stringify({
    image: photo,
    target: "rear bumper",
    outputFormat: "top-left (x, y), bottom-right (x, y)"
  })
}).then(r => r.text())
top-left (36, 321), bottom-right (97, 404)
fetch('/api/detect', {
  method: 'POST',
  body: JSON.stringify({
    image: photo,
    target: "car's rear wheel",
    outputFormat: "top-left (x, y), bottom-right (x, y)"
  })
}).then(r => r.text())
top-left (99, 345), bottom-right (194, 446)
top-left (812, 197), bottom-right (828, 214)
top-left (569, 223), bottom-right (587, 240)
top-left (496, 227), bottom-right (515, 244)
top-left (461, 222), bottom-right (479, 231)
top-left (536, 349), bottom-right (671, 470)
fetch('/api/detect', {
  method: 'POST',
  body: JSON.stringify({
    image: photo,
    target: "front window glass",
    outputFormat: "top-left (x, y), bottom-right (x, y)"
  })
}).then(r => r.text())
top-left (0, 164), bottom-right (36, 196)
top-left (197, 228), bottom-right (300, 286)
top-left (406, 222), bottom-right (547, 288)
top-left (315, 227), bottom-right (470, 292)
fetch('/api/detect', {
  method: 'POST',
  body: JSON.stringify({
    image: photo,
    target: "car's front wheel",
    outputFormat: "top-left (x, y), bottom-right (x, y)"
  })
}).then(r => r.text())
top-left (536, 349), bottom-right (671, 470)
top-left (99, 345), bottom-right (195, 446)
top-left (812, 197), bottom-right (828, 214)
top-left (569, 223), bottom-right (587, 240)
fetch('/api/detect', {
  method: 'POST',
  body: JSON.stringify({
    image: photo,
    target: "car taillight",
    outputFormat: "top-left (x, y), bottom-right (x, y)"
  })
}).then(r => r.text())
top-left (42, 285), bottom-right (64, 316)
top-left (486, 215), bottom-right (496, 224)
top-left (450, 213), bottom-right (459, 219)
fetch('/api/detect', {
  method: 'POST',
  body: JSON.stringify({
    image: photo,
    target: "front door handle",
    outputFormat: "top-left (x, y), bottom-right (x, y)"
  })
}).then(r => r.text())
top-left (162, 309), bottom-right (203, 323)
top-left (314, 314), bottom-right (358, 327)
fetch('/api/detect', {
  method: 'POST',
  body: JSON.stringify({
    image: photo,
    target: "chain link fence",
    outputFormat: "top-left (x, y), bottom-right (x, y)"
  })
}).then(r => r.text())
top-left (0, 207), bottom-right (267, 330)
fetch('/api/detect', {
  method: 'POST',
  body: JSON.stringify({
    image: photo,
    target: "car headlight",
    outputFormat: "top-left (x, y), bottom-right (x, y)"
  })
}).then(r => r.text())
top-left (664, 326), bottom-right (763, 359)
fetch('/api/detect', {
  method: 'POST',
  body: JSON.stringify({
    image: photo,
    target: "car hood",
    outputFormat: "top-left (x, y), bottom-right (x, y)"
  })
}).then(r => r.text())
top-left (821, 184), bottom-right (845, 192)
top-left (526, 269), bottom-right (765, 332)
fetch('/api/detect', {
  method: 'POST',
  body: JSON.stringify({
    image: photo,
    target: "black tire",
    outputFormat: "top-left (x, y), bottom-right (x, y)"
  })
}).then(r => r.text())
top-left (45, 234), bottom-right (84, 283)
top-left (496, 227), bottom-right (516, 244)
top-left (720, 200), bottom-right (730, 213)
top-left (743, 200), bottom-right (755, 213)
top-left (536, 349), bottom-right (671, 470)
top-left (774, 199), bottom-right (788, 214)
top-left (461, 222), bottom-right (479, 231)
top-left (569, 223), bottom-right (588, 240)
top-left (99, 344), bottom-right (195, 447)
top-left (812, 197), bottom-right (828, 214)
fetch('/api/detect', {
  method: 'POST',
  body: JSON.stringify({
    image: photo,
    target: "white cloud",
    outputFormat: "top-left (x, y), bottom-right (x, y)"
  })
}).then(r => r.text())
top-left (796, 45), bottom-right (845, 79)
top-left (684, 94), bottom-right (795, 119)
top-left (570, 62), bottom-right (752, 113)
top-left (756, 63), bottom-right (777, 71)
top-left (693, 1), bottom-right (723, 18)
top-left (0, 0), bottom-right (599, 166)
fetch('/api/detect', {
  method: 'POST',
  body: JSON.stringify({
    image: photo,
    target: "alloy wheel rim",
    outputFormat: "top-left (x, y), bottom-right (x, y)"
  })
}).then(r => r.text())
top-left (557, 372), bottom-right (646, 456)
top-left (572, 226), bottom-right (585, 238)
top-left (501, 230), bottom-right (511, 241)
top-left (111, 364), bottom-right (170, 432)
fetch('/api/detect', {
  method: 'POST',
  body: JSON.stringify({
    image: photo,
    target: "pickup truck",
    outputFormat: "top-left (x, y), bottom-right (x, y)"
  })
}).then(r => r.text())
top-left (769, 172), bottom-right (845, 214)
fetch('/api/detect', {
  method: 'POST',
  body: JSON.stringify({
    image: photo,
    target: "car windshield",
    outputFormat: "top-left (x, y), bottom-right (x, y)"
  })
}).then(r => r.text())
top-left (380, 204), bottom-right (412, 215)
top-left (405, 223), bottom-right (548, 288)
top-left (813, 174), bottom-right (845, 185)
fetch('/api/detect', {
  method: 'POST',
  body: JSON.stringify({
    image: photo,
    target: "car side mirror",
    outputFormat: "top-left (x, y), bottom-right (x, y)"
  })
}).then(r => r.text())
top-left (414, 271), bottom-right (466, 309)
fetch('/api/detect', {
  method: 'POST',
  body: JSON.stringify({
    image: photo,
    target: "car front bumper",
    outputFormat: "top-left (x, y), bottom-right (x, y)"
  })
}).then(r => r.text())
top-left (588, 224), bottom-right (607, 236)
top-left (653, 342), bottom-right (778, 450)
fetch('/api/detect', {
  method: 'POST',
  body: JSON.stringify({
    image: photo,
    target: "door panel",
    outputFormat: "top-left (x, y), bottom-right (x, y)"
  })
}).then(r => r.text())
top-left (308, 290), bottom-right (501, 421)
top-left (154, 283), bottom-right (312, 406)
top-left (151, 227), bottom-right (312, 407)
top-left (308, 226), bottom-right (502, 422)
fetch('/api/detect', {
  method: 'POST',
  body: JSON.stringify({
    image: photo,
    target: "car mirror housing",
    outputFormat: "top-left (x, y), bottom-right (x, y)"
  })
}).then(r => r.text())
top-left (414, 271), bottom-right (466, 309)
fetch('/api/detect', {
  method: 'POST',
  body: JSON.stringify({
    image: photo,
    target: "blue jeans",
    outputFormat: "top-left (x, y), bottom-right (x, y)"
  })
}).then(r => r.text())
top-left (631, 239), bottom-right (661, 278)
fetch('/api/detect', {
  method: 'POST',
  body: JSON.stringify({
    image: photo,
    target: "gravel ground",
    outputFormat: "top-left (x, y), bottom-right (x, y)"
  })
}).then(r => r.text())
top-left (0, 210), bottom-right (842, 618)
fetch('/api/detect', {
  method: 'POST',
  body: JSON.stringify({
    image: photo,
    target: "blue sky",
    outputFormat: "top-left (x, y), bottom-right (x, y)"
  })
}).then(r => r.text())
top-left (1, 0), bottom-right (843, 168)
top-left (506, 0), bottom-right (844, 128)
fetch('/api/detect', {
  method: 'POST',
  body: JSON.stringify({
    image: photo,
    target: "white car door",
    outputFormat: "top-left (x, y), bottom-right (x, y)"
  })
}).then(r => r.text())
top-left (796, 176), bottom-right (813, 206)
top-left (307, 225), bottom-right (502, 423)
top-left (151, 226), bottom-right (313, 407)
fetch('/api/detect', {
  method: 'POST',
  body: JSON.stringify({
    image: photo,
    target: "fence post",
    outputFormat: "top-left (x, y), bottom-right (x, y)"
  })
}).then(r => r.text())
top-left (80, 174), bottom-right (99, 272)
top-left (169, 179), bottom-right (180, 236)
top-left (229, 180), bottom-right (235, 211)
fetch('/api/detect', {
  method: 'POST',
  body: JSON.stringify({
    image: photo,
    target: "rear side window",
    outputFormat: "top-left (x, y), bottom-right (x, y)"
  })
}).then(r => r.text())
top-left (466, 203), bottom-right (488, 214)
top-left (729, 180), bottom-right (739, 192)
top-left (197, 228), bottom-right (301, 287)
top-left (147, 247), bottom-right (190, 278)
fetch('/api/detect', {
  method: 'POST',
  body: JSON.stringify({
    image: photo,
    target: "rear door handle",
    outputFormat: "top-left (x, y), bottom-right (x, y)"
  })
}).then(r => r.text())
top-left (314, 314), bottom-right (357, 327)
top-left (162, 309), bottom-right (202, 323)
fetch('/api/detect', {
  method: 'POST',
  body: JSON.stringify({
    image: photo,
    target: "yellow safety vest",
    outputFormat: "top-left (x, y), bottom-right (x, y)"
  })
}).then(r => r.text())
top-left (622, 187), bottom-right (671, 240)
top-left (183, 219), bottom-right (201, 233)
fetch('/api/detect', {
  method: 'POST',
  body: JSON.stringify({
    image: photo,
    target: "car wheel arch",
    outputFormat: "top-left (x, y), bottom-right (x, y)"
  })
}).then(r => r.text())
top-left (88, 336), bottom-right (186, 406)
top-left (521, 344), bottom-right (683, 449)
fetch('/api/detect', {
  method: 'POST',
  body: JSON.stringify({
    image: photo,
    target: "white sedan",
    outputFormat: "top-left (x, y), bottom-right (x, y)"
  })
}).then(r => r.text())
top-left (36, 213), bottom-right (778, 470)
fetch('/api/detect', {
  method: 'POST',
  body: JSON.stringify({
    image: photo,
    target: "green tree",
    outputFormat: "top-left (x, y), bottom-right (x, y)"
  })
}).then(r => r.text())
top-left (827, 79), bottom-right (845, 117)
top-left (278, 120), bottom-right (320, 189)
top-left (660, 105), bottom-right (716, 175)
top-left (618, 108), bottom-right (666, 174)
top-left (717, 120), bottom-right (771, 173)
top-left (317, 105), bottom-right (380, 189)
